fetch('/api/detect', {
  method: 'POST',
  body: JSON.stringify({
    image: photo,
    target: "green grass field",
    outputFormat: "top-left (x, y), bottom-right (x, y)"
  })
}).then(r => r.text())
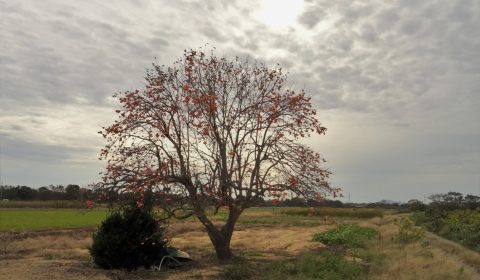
top-left (0, 206), bottom-right (385, 231)
top-left (0, 209), bottom-right (107, 231)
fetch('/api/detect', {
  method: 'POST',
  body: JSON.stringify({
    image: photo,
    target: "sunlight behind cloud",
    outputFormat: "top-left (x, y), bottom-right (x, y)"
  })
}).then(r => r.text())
top-left (256, 0), bottom-right (304, 30)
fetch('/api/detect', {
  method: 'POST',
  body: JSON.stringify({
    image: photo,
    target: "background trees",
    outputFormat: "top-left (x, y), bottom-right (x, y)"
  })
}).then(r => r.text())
top-left (0, 184), bottom-right (91, 201)
top-left (96, 49), bottom-right (339, 259)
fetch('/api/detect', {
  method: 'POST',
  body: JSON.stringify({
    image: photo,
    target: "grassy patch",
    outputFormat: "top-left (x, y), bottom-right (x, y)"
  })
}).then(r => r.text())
top-left (0, 209), bottom-right (107, 231)
top-left (282, 207), bottom-right (383, 219)
top-left (261, 252), bottom-right (366, 280)
top-left (220, 257), bottom-right (253, 280)
top-left (313, 224), bottom-right (378, 248)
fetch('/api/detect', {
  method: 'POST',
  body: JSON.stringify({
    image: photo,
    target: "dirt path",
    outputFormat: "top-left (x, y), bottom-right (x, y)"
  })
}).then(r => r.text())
top-left (425, 231), bottom-right (480, 274)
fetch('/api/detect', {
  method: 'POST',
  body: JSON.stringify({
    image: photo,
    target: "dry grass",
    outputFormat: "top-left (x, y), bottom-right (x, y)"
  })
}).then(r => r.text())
top-left (1, 211), bottom-right (479, 279)
top-left (358, 215), bottom-right (480, 280)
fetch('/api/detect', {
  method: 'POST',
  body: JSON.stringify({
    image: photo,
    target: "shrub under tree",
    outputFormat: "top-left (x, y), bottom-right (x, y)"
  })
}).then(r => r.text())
top-left (90, 206), bottom-right (168, 270)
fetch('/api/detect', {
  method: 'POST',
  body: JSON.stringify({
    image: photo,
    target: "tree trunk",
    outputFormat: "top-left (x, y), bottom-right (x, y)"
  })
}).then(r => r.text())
top-left (210, 231), bottom-right (233, 260)
top-left (197, 206), bottom-right (241, 260)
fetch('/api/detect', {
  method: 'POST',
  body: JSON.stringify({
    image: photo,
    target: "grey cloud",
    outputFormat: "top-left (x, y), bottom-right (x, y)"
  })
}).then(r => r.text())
top-left (1, 135), bottom-right (95, 163)
top-left (0, 0), bottom-right (478, 201)
top-left (298, 3), bottom-right (327, 29)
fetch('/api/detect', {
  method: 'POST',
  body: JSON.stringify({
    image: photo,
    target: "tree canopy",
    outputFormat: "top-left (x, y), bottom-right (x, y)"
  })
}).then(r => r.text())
top-left (96, 49), bottom-right (339, 259)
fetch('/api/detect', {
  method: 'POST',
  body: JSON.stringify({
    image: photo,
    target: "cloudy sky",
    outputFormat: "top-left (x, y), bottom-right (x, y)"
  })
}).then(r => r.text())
top-left (1, 0), bottom-right (479, 202)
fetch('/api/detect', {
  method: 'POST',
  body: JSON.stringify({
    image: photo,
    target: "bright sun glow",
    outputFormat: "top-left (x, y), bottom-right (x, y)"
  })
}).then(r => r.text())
top-left (256, 0), bottom-right (305, 30)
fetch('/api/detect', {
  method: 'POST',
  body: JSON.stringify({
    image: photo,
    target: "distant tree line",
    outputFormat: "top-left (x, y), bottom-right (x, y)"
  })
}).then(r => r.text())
top-left (426, 191), bottom-right (480, 210)
top-left (250, 197), bottom-right (345, 208)
top-left (0, 184), bottom-right (93, 201)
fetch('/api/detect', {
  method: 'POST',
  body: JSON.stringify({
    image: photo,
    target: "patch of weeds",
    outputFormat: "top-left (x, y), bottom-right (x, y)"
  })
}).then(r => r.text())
top-left (262, 252), bottom-right (366, 280)
top-left (241, 251), bottom-right (265, 257)
top-left (0, 231), bottom-right (14, 256)
top-left (350, 248), bottom-right (383, 263)
top-left (43, 252), bottom-right (58, 260)
top-left (220, 257), bottom-right (252, 280)
top-left (419, 249), bottom-right (434, 259)
top-left (260, 259), bottom-right (294, 280)
top-left (393, 217), bottom-right (425, 244)
top-left (349, 248), bottom-right (385, 275)
top-left (420, 240), bottom-right (430, 248)
top-left (312, 224), bottom-right (378, 248)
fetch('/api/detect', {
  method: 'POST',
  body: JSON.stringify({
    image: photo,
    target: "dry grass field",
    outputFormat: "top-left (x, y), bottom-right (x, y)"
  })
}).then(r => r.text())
top-left (1, 210), bottom-right (479, 279)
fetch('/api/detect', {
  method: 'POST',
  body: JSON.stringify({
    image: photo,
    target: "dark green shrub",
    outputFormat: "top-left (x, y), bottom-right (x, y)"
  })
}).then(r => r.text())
top-left (313, 224), bottom-right (378, 248)
top-left (90, 206), bottom-right (168, 270)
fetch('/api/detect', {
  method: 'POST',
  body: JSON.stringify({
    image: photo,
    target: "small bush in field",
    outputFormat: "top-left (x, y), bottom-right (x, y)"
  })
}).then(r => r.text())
top-left (90, 206), bottom-right (168, 270)
top-left (312, 224), bottom-right (378, 248)
top-left (393, 217), bottom-right (425, 244)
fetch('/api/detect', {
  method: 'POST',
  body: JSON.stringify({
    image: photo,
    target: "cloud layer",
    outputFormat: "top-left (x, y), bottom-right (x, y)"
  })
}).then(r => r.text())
top-left (1, 0), bottom-right (479, 201)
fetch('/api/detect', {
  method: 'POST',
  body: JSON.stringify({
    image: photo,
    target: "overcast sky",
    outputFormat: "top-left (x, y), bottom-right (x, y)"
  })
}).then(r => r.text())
top-left (1, 0), bottom-right (479, 202)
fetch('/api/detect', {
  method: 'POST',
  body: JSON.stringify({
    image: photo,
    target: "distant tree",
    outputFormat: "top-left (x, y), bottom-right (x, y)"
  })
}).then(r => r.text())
top-left (38, 186), bottom-right (53, 200)
top-left (407, 199), bottom-right (426, 211)
top-left (65, 184), bottom-right (80, 200)
top-left (96, 49), bottom-right (339, 260)
top-left (444, 192), bottom-right (463, 205)
top-left (17, 186), bottom-right (36, 200)
top-left (464, 194), bottom-right (480, 210)
top-left (429, 192), bottom-right (466, 211)
top-left (284, 197), bottom-right (308, 207)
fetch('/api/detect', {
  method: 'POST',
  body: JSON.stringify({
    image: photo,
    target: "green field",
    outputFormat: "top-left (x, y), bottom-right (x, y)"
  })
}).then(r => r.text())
top-left (0, 206), bottom-right (385, 231)
top-left (0, 208), bottom-right (107, 231)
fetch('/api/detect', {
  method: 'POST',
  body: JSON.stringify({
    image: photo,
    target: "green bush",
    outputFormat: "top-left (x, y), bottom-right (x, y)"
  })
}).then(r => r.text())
top-left (90, 206), bottom-right (168, 270)
top-left (441, 209), bottom-right (480, 250)
top-left (393, 217), bottom-right (425, 244)
top-left (312, 224), bottom-right (378, 248)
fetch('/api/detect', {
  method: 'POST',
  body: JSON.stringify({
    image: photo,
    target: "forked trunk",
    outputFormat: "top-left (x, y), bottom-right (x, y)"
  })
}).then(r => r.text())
top-left (210, 231), bottom-right (233, 260)
top-left (198, 206), bottom-right (241, 260)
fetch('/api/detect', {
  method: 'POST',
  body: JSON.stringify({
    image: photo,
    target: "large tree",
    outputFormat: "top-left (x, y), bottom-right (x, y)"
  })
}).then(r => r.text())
top-left (97, 49), bottom-right (339, 260)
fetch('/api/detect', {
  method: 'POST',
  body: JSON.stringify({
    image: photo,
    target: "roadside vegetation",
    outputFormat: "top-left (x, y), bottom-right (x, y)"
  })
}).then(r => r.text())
top-left (411, 192), bottom-right (480, 252)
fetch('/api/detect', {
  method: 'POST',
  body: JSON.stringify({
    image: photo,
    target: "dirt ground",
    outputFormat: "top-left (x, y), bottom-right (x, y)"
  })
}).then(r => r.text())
top-left (0, 222), bottom-right (330, 280)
